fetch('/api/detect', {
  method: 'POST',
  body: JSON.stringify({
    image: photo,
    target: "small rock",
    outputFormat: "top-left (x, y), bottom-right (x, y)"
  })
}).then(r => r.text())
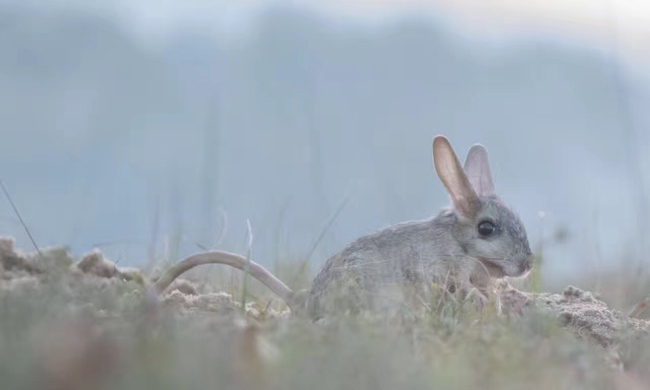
top-left (169, 278), bottom-right (199, 296)
top-left (30, 246), bottom-right (74, 274)
top-left (75, 250), bottom-right (117, 278)
top-left (0, 236), bottom-right (39, 274)
top-left (163, 291), bottom-right (238, 313)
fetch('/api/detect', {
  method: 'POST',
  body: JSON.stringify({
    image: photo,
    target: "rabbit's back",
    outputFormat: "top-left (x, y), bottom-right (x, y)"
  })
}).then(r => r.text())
top-left (307, 212), bottom-right (469, 315)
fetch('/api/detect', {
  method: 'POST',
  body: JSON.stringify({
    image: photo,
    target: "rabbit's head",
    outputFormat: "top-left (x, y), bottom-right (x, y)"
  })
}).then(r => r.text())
top-left (433, 136), bottom-right (533, 279)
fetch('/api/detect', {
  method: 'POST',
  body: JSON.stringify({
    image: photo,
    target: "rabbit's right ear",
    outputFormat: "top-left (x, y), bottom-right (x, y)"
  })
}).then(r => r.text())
top-left (433, 136), bottom-right (480, 219)
top-left (463, 144), bottom-right (496, 198)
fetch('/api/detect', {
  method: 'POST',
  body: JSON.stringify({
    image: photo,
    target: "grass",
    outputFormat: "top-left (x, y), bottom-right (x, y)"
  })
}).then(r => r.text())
top-left (0, 245), bottom-right (649, 390)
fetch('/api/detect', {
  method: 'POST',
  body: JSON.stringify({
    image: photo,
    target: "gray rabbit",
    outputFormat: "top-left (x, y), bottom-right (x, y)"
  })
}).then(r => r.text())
top-left (154, 135), bottom-right (533, 316)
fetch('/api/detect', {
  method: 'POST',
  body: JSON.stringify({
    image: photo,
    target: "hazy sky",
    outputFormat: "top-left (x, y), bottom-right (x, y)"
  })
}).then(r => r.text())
top-left (101, 0), bottom-right (650, 63)
top-left (29, 0), bottom-right (646, 64)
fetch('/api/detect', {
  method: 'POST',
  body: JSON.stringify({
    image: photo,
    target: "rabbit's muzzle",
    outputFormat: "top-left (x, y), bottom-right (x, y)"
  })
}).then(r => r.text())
top-left (516, 255), bottom-right (534, 278)
top-left (477, 254), bottom-right (534, 279)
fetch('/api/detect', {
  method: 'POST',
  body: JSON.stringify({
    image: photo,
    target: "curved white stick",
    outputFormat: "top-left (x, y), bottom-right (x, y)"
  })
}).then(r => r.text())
top-left (154, 250), bottom-right (295, 306)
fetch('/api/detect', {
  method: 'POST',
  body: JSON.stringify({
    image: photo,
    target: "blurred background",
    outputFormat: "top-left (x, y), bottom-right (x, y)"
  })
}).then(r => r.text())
top-left (0, 0), bottom-right (648, 290)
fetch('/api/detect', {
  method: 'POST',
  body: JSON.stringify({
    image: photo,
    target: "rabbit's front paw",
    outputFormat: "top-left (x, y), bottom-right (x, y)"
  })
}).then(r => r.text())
top-left (464, 288), bottom-right (503, 315)
top-left (463, 288), bottom-right (489, 311)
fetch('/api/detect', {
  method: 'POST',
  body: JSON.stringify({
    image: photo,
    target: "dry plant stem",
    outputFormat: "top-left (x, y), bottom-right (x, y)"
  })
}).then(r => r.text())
top-left (241, 220), bottom-right (253, 311)
top-left (0, 180), bottom-right (43, 261)
top-left (153, 250), bottom-right (294, 306)
top-left (628, 297), bottom-right (649, 318)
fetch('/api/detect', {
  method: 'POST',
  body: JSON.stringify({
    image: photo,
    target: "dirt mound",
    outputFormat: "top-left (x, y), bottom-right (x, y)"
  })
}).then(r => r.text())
top-left (497, 281), bottom-right (650, 348)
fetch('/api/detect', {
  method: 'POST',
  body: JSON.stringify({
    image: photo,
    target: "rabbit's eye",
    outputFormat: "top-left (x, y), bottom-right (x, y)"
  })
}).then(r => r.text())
top-left (478, 221), bottom-right (496, 237)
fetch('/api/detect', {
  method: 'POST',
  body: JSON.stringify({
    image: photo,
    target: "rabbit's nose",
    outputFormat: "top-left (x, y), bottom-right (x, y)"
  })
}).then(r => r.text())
top-left (520, 255), bottom-right (534, 274)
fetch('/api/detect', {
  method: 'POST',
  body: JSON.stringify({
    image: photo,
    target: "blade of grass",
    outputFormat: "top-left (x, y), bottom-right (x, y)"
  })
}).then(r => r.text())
top-left (145, 195), bottom-right (161, 274)
top-left (528, 211), bottom-right (545, 293)
top-left (291, 187), bottom-right (355, 287)
top-left (628, 296), bottom-right (649, 318)
top-left (304, 186), bottom-right (355, 264)
top-left (240, 219), bottom-right (253, 313)
top-left (273, 197), bottom-right (292, 275)
top-left (214, 209), bottom-right (228, 248)
top-left (0, 180), bottom-right (43, 262)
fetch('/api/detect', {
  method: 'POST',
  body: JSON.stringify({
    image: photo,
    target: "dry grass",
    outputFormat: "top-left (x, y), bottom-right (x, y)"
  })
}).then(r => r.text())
top-left (0, 238), bottom-right (649, 390)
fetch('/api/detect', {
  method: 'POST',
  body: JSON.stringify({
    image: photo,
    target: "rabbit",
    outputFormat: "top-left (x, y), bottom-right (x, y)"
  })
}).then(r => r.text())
top-left (153, 135), bottom-right (534, 317)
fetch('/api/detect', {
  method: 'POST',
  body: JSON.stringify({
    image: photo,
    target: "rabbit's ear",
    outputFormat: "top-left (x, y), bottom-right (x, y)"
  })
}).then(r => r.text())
top-left (433, 136), bottom-right (480, 219)
top-left (463, 144), bottom-right (496, 198)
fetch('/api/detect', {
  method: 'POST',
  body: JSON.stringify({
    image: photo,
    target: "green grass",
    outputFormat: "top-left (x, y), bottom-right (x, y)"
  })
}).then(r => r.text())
top-left (0, 261), bottom-right (648, 390)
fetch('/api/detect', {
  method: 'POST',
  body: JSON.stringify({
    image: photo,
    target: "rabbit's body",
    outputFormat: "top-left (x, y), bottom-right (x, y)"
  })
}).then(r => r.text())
top-left (154, 136), bottom-right (533, 317)
top-left (308, 215), bottom-right (475, 314)
top-left (307, 197), bottom-right (532, 315)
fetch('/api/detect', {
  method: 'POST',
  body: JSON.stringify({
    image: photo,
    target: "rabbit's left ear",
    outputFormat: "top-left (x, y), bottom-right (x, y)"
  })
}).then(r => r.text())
top-left (433, 136), bottom-right (480, 219)
top-left (463, 144), bottom-right (495, 198)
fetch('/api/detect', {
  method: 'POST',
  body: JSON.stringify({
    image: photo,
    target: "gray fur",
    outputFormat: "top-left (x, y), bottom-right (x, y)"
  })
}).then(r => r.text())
top-left (155, 135), bottom-right (533, 318)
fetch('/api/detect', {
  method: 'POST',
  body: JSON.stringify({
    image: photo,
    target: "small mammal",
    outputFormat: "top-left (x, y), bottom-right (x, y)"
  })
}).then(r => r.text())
top-left (154, 135), bottom-right (533, 316)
